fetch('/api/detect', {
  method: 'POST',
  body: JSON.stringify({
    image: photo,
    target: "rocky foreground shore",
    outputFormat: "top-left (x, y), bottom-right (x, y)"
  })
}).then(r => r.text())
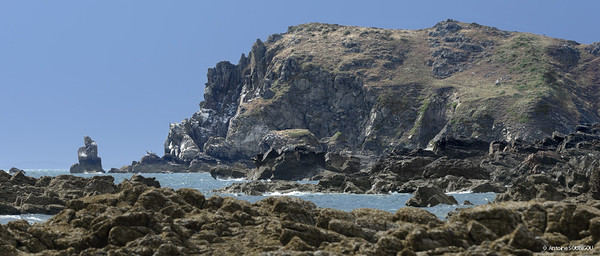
top-left (0, 180), bottom-right (598, 255)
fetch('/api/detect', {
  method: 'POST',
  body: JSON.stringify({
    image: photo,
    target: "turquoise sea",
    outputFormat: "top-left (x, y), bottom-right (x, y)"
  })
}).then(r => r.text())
top-left (0, 169), bottom-right (495, 224)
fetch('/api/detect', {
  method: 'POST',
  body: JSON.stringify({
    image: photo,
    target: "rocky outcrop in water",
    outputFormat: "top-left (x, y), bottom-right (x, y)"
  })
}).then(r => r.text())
top-left (0, 170), bottom-right (120, 214)
top-left (209, 164), bottom-right (248, 180)
top-left (109, 152), bottom-right (188, 173)
top-left (1, 184), bottom-right (599, 255)
top-left (405, 186), bottom-right (458, 207)
top-left (70, 136), bottom-right (104, 173)
top-left (109, 151), bottom-right (223, 174)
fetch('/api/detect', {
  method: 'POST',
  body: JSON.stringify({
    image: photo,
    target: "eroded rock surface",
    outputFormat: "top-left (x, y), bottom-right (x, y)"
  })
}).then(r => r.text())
top-left (1, 184), bottom-right (599, 255)
top-left (0, 171), bottom-right (120, 214)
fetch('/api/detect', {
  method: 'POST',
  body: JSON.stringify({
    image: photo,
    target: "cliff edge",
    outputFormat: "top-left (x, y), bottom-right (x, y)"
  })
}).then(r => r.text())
top-left (165, 19), bottom-right (600, 167)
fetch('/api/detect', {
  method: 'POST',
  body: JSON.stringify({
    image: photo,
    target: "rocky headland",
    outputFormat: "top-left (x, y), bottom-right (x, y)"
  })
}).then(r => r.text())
top-left (105, 20), bottom-right (600, 203)
top-left (0, 180), bottom-right (599, 255)
top-left (152, 19), bottom-right (600, 176)
top-left (3, 20), bottom-right (600, 255)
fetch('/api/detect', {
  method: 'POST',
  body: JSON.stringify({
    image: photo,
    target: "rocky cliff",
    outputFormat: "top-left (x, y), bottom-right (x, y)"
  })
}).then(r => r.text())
top-left (165, 20), bottom-right (600, 166)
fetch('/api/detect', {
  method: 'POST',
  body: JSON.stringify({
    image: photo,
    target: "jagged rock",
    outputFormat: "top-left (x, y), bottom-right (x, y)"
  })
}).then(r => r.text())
top-left (110, 152), bottom-right (188, 173)
top-left (10, 171), bottom-right (36, 186)
top-left (588, 42), bottom-right (600, 56)
top-left (497, 174), bottom-right (566, 202)
top-left (467, 220), bottom-right (498, 244)
top-left (247, 146), bottom-right (326, 180)
top-left (394, 207), bottom-right (443, 225)
top-left (547, 43), bottom-right (580, 70)
top-left (70, 136), bottom-right (104, 173)
top-left (324, 152), bottom-right (360, 173)
top-left (201, 122), bottom-right (600, 197)
top-left (470, 181), bottom-right (506, 193)
top-left (0, 172), bottom-right (121, 214)
top-left (209, 164), bottom-right (248, 180)
top-left (430, 19), bottom-right (463, 37)
top-left (522, 151), bottom-right (565, 170)
top-left (590, 161), bottom-right (600, 199)
top-left (258, 129), bottom-right (323, 153)
top-left (326, 131), bottom-right (352, 152)
top-left (507, 223), bottom-right (548, 252)
top-left (432, 137), bottom-right (490, 159)
top-left (431, 47), bottom-right (468, 77)
top-left (8, 167), bottom-right (24, 175)
top-left (318, 172), bottom-right (371, 193)
top-left (422, 158), bottom-right (488, 179)
top-left (126, 174), bottom-right (161, 188)
top-left (405, 186), bottom-right (458, 207)
top-left (371, 154), bottom-right (434, 180)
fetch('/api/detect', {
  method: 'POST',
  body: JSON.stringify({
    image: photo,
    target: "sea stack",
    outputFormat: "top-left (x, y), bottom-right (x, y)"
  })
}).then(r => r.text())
top-left (70, 136), bottom-right (105, 173)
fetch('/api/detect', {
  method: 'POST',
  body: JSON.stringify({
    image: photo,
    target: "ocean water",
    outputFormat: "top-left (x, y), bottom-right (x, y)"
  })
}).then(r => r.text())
top-left (1, 169), bottom-right (495, 224)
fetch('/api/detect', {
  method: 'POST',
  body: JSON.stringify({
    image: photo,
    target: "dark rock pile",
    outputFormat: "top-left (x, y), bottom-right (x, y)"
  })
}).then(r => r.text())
top-left (109, 152), bottom-right (188, 174)
top-left (247, 145), bottom-right (326, 180)
top-left (405, 186), bottom-right (458, 207)
top-left (1, 183), bottom-right (599, 255)
top-left (70, 136), bottom-right (104, 173)
top-left (215, 123), bottom-right (600, 211)
top-left (209, 163), bottom-right (248, 180)
top-left (110, 150), bottom-right (222, 174)
top-left (497, 123), bottom-right (600, 202)
top-left (0, 171), bottom-right (158, 215)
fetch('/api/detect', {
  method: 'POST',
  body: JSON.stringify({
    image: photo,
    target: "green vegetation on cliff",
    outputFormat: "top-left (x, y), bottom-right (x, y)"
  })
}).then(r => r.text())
top-left (166, 19), bottom-right (600, 162)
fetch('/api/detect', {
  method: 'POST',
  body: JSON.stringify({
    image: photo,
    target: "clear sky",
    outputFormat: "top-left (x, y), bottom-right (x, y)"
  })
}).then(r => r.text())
top-left (1, 1), bottom-right (598, 170)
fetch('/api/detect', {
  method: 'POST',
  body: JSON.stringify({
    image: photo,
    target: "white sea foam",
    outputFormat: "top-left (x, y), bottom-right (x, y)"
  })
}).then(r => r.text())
top-left (25, 216), bottom-right (44, 222)
top-left (0, 214), bottom-right (51, 225)
top-left (264, 191), bottom-right (322, 196)
top-left (0, 215), bottom-right (20, 220)
top-left (83, 171), bottom-right (104, 174)
top-left (446, 190), bottom-right (473, 195)
top-left (215, 177), bottom-right (246, 182)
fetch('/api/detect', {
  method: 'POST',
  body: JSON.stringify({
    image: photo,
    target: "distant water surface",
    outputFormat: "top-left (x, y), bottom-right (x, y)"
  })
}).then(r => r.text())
top-left (1, 169), bottom-right (495, 224)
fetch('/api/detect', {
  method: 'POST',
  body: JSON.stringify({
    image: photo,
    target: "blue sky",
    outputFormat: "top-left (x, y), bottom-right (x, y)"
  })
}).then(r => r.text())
top-left (1, 1), bottom-right (598, 170)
